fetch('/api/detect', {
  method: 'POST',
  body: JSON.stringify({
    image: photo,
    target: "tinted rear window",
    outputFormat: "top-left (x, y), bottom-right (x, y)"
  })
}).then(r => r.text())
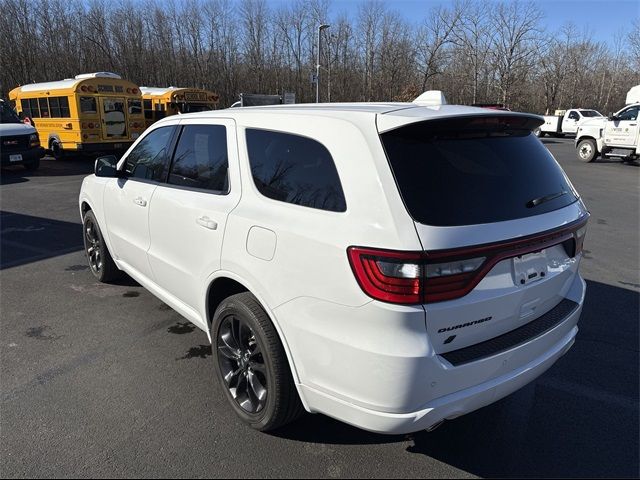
top-left (381, 116), bottom-right (578, 226)
top-left (246, 129), bottom-right (346, 212)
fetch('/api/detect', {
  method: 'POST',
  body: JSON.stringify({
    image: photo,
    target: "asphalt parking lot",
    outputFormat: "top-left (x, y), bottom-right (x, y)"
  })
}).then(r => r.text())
top-left (1, 138), bottom-right (638, 478)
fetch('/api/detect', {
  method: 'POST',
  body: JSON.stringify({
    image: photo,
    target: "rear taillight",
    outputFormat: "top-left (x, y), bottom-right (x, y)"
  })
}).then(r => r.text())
top-left (348, 217), bottom-right (589, 305)
top-left (575, 224), bottom-right (587, 255)
top-left (348, 247), bottom-right (422, 304)
top-left (29, 133), bottom-right (40, 148)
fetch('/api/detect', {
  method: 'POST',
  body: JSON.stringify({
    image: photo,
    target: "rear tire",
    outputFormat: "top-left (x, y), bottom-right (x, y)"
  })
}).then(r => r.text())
top-left (577, 139), bottom-right (597, 163)
top-left (82, 210), bottom-right (121, 282)
top-left (212, 292), bottom-right (304, 432)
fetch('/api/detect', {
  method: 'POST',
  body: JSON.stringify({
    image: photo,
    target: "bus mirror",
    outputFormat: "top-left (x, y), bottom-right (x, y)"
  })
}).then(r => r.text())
top-left (95, 155), bottom-right (120, 177)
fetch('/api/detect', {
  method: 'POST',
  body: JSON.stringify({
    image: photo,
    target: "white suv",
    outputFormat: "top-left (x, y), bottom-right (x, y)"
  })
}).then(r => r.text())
top-left (79, 96), bottom-right (589, 434)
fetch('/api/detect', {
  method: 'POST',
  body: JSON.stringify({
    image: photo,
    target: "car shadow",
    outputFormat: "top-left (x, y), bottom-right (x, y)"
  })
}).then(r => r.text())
top-left (1, 210), bottom-right (84, 269)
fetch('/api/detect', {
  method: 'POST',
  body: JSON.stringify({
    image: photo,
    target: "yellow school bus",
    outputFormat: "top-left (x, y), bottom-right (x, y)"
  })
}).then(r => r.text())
top-left (9, 72), bottom-right (145, 159)
top-left (140, 87), bottom-right (219, 128)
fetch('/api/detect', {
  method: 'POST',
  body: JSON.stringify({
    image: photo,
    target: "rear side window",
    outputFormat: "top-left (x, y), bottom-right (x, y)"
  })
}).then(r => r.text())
top-left (245, 129), bottom-right (346, 212)
top-left (124, 126), bottom-right (175, 181)
top-left (381, 116), bottom-right (578, 226)
top-left (168, 125), bottom-right (229, 192)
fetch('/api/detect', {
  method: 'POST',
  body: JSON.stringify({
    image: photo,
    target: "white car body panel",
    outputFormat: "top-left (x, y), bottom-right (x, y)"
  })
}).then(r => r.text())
top-left (79, 102), bottom-right (588, 434)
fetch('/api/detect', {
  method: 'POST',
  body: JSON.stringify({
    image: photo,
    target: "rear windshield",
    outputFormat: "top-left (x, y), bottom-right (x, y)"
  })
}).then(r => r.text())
top-left (380, 116), bottom-right (578, 227)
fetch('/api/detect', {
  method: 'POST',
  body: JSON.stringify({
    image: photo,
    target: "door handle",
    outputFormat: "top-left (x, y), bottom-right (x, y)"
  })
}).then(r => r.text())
top-left (629, 123), bottom-right (637, 126)
top-left (196, 216), bottom-right (218, 230)
top-left (133, 197), bottom-right (147, 207)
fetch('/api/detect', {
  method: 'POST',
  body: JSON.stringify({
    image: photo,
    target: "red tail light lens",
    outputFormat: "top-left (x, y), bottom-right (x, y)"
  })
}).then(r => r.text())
top-left (348, 217), bottom-right (589, 305)
top-left (348, 247), bottom-right (422, 304)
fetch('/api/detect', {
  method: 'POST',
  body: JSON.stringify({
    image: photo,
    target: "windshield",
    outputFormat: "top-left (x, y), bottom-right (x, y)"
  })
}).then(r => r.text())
top-left (581, 110), bottom-right (602, 117)
top-left (380, 116), bottom-right (579, 227)
top-left (0, 103), bottom-right (22, 124)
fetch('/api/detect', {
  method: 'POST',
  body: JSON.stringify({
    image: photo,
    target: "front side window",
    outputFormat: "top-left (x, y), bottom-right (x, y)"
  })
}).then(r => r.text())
top-left (123, 126), bottom-right (175, 181)
top-left (245, 129), bottom-right (346, 212)
top-left (617, 106), bottom-right (639, 121)
top-left (0, 102), bottom-right (21, 124)
top-left (168, 125), bottom-right (228, 192)
top-left (568, 111), bottom-right (580, 120)
top-left (21, 99), bottom-right (32, 118)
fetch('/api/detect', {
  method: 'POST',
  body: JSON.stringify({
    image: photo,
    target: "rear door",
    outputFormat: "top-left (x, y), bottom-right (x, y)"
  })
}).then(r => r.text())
top-left (100, 97), bottom-right (127, 141)
top-left (147, 118), bottom-right (241, 318)
top-left (379, 115), bottom-right (589, 353)
top-left (104, 125), bottom-right (177, 280)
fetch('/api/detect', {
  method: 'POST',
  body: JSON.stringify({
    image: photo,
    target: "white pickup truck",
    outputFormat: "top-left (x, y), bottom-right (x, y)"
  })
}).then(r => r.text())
top-left (535, 109), bottom-right (604, 137)
top-left (575, 86), bottom-right (640, 163)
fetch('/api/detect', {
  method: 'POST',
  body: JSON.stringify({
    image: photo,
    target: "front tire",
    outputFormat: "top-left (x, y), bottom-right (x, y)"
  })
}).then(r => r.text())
top-left (212, 292), bottom-right (303, 432)
top-left (50, 139), bottom-right (65, 160)
top-left (83, 210), bottom-right (121, 282)
top-left (577, 139), bottom-right (598, 163)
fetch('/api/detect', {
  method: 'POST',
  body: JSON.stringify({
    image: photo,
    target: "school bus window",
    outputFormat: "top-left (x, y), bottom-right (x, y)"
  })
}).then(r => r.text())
top-left (128, 99), bottom-right (142, 115)
top-left (29, 98), bottom-right (40, 117)
top-left (49, 97), bottom-right (61, 117)
top-left (21, 99), bottom-right (32, 118)
top-left (80, 96), bottom-right (97, 114)
top-left (38, 98), bottom-right (50, 117)
top-left (59, 97), bottom-right (70, 117)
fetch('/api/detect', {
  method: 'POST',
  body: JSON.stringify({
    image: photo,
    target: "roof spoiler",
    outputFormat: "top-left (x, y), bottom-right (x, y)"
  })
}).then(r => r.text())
top-left (413, 90), bottom-right (448, 107)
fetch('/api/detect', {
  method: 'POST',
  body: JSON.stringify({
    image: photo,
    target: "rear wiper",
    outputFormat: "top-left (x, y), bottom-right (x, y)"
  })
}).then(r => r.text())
top-left (526, 190), bottom-right (569, 208)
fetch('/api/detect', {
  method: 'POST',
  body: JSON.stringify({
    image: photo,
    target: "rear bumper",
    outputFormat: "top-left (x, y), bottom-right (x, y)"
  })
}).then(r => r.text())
top-left (300, 322), bottom-right (578, 434)
top-left (277, 272), bottom-right (585, 434)
top-left (1, 147), bottom-right (45, 166)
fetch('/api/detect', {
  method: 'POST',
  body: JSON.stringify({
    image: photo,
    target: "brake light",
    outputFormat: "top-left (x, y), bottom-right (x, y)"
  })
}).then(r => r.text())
top-left (132, 88), bottom-right (139, 94)
top-left (348, 248), bottom-right (422, 304)
top-left (348, 217), bottom-right (589, 305)
top-left (80, 86), bottom-right (87, 92)
top-left (88, 85), bottom-right (96, 93)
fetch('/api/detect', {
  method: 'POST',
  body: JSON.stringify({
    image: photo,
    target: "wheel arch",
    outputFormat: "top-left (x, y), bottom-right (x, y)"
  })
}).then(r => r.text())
top-left (204, 271), bottom-right (309, 411)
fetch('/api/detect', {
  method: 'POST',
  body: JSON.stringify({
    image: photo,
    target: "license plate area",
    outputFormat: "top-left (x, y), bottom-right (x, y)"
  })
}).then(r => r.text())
top-left (9, 154), bottom-right (22, 162)
top-left (513, 250), bottom-right (548, 286)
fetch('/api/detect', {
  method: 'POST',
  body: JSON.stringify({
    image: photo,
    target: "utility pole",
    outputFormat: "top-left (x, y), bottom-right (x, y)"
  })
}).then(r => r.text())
top-left (316, 24), bottom-right (330, 103)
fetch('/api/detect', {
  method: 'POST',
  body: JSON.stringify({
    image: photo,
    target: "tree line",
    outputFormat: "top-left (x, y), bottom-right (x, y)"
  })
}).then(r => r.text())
top-left (1, 0), bottom-right (638, 114)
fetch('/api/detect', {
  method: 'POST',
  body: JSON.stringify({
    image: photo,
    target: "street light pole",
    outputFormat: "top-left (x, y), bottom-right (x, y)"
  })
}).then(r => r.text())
top-left (316, 24), bottom-right (330, 103)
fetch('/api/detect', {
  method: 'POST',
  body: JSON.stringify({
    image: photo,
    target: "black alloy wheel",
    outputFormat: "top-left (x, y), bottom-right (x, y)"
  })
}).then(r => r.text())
top-left (82, 210), bottom-right (121, 282)
top-left (212, 292), bottom-right (304, 431)
top-left (84, 217), bottom-right (103, 275)
top-left (217, 314), bottom-right (268, 414)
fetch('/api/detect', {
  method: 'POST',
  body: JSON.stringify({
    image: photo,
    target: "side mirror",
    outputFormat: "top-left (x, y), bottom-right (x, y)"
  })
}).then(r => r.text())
top-left (95, 155), bottom-right (121, 178)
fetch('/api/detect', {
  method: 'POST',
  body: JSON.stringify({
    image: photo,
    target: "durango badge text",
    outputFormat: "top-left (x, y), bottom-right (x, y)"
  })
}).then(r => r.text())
top-left (438, 317), bottom-right (493, 333)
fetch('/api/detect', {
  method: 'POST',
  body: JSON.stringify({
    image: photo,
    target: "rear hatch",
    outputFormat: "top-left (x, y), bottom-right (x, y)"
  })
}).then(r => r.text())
top-left (378, 113), bottom-right (589, 356)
